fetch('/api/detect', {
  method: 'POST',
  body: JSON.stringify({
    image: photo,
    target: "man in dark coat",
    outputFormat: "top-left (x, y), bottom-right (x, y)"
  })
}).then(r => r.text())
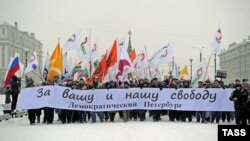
top-left (230, 84), bottom-right (249, 125)
top-left (10, 75), bottom-right (21, 112)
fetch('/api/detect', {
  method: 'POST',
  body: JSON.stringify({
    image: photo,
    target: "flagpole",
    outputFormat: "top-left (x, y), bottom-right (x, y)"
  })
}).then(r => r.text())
top-left (144, 46), bottom-right (152, 79)
top-left (203, 56), bottom-right (211, 81)
top-left (214, 53), bottom-right (217, 80)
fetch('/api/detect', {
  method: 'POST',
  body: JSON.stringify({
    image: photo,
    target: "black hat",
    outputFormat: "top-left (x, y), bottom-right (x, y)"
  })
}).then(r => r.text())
top-left (242, 79), bottom-right (248, 82)
top-left (235, 79), bottom-right (241, 83)
top-left (124, 81), bottom-right (129, 85)
top-left (152, 77), bottom-right (158, 81)
top-left (235, 84), bottom-right (242, 88)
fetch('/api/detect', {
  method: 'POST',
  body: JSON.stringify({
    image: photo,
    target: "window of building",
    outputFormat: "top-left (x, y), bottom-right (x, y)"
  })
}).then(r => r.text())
top-left (2, 44), bottom-right (5, 68)
top-left (1, 28), bottom-right (5, 35)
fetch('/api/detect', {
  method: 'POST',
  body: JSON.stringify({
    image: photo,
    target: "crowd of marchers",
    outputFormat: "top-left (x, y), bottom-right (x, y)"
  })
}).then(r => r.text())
top-left (4, 75), bottom-right (250, 125)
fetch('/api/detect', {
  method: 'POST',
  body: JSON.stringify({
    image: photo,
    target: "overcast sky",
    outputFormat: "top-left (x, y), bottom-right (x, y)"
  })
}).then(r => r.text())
top-left (0, 0), bottom-right (250, 77)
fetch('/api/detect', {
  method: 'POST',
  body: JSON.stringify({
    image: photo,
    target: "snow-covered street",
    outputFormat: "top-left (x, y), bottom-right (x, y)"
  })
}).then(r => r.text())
top-left (0, 115), bottom-right (219, 141)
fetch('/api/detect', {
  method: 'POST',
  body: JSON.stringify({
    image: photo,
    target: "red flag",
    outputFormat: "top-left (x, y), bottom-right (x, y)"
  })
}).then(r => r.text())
top-left (129, 49), bottom-right (136, 62)
top-left (89, 51), bottom-right (107, 82)
top-left (105, 40), bottom-right (118, 75)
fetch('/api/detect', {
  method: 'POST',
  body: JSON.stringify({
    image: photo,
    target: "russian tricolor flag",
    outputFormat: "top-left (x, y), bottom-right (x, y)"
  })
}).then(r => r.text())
top-left (4, 55), bottom-right (20, 87)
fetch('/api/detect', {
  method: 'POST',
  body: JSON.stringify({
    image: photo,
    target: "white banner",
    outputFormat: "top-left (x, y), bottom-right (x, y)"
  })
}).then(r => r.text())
top-left (16, 86), bottom-right (234, 111)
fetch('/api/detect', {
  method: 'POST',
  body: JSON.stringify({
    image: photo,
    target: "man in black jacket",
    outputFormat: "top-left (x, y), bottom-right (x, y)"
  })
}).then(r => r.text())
top-left (230, 84), bottom-right (249, 125)
top-left (10, 75), bottom-right (21, 113)
top-left (169, 78), bottom-right (179, 122)
top-left (150, 78), bottom-right (162, 122)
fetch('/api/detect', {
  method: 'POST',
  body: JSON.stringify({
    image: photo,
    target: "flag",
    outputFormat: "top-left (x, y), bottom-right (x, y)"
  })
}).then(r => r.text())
top-left (50, 42), bottom-right (61, 62)
top-left (138, 46), bottom-right (149, 70)
top-left (16, 61), bottom-right (24, 77)
top-left (63, 53), bottom-right (72, 74)
top-left (89, 50), bottom-right (107, 82)
top-left (129, 49), bottom-right (136, 62)
top-left (91, 42), bottom-right (99, 61)
top-left (47, 46), bottom-right (63, 80)
top-left (77, 34), bottom-right (91, 67)
top-left (24, 51), bottom-right (39, 74)
top-left (191, 59), bottom-right (206, 87)
top-left (105, 40), bottom-right (118, 75)
top-left (117, 38), bottom-right (125, 60)
top-left (43, 50), bottom-right (49, 81)
top-left (116, 44), bottom-right (134, 81)
top-left (90, 42), bottom-right (99, 75)
top-left (63, 30), bottom-right (81, 50)
top-left (210, 27), bottom-right (222, 57)
top-left (4, 54), bottom-right (20, 86)
top-left (149, 43), bottom-right (174, 67)
top-left (179, 65), bottom-right (188, 78)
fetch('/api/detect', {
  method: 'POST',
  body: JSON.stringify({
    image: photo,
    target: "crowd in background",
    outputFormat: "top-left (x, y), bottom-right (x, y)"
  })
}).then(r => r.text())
top-left (4, 75), bottom-right (250, 125)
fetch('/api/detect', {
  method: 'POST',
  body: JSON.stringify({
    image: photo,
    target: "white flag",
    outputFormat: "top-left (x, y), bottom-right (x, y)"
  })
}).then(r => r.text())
top-left (117, 38), bottom-right (125, 60)
top-left (43, 50), bottom-right (49, 81)
top-left (91, 42), bottom-right (99, 61)
top-left (25, 51), bottom-right (39, 74)
top-left (191, 59), bottom-right (206, 87)
top-left (63, 30), bottom-right (81, 50)
top-left (210, 27), bottom-right (222, 57)
top-left (149, 43), bottom-right (174, 67)
top-left (63, 53), bottom-right (72, 74)
top-left (77, 34), bottom-right (91, 67)
top-left (137, 46), bottom-right (149, 70)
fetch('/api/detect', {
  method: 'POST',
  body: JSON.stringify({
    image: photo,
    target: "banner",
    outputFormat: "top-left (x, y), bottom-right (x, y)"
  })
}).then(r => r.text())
top-left (16, 86), bottom-right (234, 112)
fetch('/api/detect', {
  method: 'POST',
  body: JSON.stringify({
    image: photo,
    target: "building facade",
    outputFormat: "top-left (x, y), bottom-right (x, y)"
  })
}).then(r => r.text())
top-left (218, 35), bottom-right (250, 84)
top-left (0, 22), bottom-right (43, 87)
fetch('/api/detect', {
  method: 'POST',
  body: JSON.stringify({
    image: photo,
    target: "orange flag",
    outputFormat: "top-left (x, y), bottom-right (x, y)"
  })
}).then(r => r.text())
top-left (47, 43), bottom-right (63, 80)
top-left (49, 42), bottom-right (61, 62)
top-left (180, 65), bottom-right (188, 78)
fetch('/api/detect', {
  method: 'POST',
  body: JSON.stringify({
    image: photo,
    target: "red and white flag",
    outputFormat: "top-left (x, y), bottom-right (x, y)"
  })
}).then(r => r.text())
top-left (116, 44), bottom-right (134, 82)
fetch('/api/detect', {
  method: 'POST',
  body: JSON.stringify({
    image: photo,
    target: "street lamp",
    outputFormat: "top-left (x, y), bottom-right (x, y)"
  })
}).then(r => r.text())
top-left (190, 58), bottom-right (193, 81)
top-left (193, 46), bottom-right (204, 62)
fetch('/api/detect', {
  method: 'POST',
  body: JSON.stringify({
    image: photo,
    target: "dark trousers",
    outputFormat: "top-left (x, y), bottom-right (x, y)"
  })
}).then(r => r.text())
top-left (181, 111), bottom-right (192, 122)
top-left (169, 110), bottom-right (180, 121)
top-left (211, 112), bottom-right (221, 123)
top-left (109, 112), bottom-right (116, 122)
top-left (28, 109), bottom-right (36, 124)
top-left (11, 94), bottom-right (18, 111)
top-left (221, 112), bottom-right (231, 122)
top-left (44, 108), bottom-right (54, 123)
top-left (196, 111), bottom-right (206, 123)
top-left (138, 110), bottom-right (146, 121)
top-left (104, 112), bottom-right (109, 121)
top-left (130, 110), bottom-right (138, 120)
top-left (78, 111), bottom-right (87, 123)
top-left (152, 110), bottom-right (160, 121)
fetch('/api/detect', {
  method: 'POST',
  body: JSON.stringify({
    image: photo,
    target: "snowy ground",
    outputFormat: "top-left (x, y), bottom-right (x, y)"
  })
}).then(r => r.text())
top-left (0, 95), bottom-right (229, 141)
